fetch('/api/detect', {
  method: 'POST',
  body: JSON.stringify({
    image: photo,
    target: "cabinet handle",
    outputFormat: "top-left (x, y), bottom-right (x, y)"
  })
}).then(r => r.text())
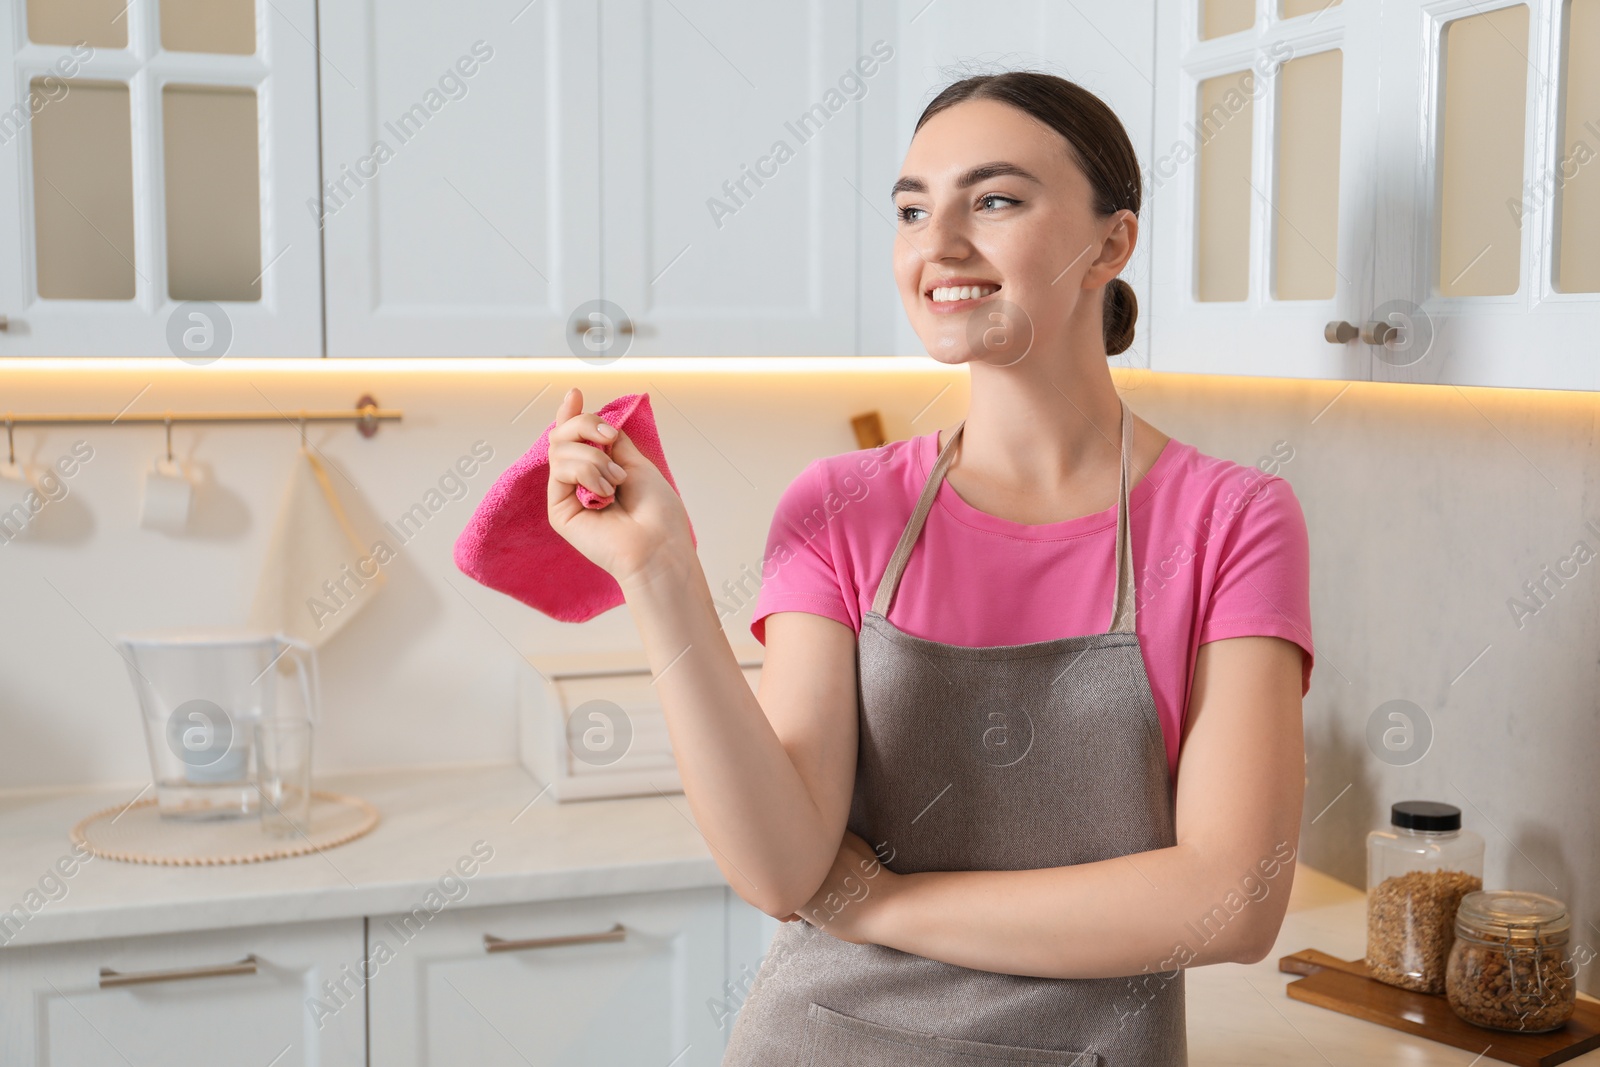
top-left (1361, 319), bottom-right (1401, 346)
top-left (0, 315), bottom-right (9, 331)
top-left (1323, 320), bottom-right (1358, 344)
top-left (571, 319), bottom-right (634, 336)
top-left (98, 954), bottom-right (258, 988)
top-left (483, 922), bottom-right (626, 953)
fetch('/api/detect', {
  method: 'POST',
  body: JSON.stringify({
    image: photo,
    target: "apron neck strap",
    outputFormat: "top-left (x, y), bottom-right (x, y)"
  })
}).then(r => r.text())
top-left (870, 398), bottom-right (1139, 636)
top-left (1109, 398), bottom-right (1137, 634)
top-left (871, 415), bottom-right (965, 618)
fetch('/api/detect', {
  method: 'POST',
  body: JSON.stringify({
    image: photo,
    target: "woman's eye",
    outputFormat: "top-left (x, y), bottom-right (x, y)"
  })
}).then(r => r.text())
top-left (978, 193), bottom-right (1019, 211)
top-left (896, 204), bottom-right (926, 223)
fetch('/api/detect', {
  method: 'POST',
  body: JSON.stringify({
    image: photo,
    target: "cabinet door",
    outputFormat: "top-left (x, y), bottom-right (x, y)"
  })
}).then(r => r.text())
top-left (317, 0), bottom-right (602, 356)
top-left (1369, 0), bottom-right (1600, 390)
top-left (0, 0), bottom-right (322, 357)
top-left (367, 886), bottom-right (728, 1066)
top-left (1150, 0), bottom-right (1382, 381)
top-left (597, 0), bottom-right (863, 356)
top-left (0, 918), bottom-right (365, 1066)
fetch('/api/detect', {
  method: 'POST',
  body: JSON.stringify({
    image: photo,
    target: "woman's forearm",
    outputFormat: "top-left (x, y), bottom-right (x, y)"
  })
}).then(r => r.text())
top-left (619, 551), bottom-right (835, 916)
top-left (865, 840), bottom-right (1298, 980)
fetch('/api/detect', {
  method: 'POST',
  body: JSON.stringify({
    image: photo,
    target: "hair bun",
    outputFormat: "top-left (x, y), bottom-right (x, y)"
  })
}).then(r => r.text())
top-left (1103, 277), bottom-right (1137, 356)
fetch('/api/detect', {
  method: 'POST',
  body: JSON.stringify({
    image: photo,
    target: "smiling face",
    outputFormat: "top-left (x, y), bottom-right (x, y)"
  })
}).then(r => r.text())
top-left (891, 96), bottom-right (1136, 366)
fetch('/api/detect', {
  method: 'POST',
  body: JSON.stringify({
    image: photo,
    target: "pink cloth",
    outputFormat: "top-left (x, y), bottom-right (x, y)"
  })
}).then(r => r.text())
top-left (750, 430), bottom-right (1313, 787)
top-left (454, 392), bottom-right (692, 622)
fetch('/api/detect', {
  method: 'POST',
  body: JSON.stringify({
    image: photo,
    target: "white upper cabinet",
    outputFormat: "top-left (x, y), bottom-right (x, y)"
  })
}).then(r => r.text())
top-left (319, 0), bottom-right (865, 357)
top-left (0, 0), bottom-right (323, 357)
top-left (1151, 0), bottom-right (1600, 390)
top-left (1370, 0), bottom-right (1600, 390)
top-left (316, 0), bottom-right (601, 358)
top-left (9, 0), bottom-right (1594, 377)
top-left (1151, 0), bottom-right (1382, 381)
top-left (596, 0), bottom-right (863, 356)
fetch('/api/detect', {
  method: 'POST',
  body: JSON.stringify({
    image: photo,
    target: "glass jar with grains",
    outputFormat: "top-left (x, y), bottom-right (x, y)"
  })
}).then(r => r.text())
top-left (1446, 891), bottom-right (1576, 1032)
top-left (1366, 800), bottom-right (1484, 993)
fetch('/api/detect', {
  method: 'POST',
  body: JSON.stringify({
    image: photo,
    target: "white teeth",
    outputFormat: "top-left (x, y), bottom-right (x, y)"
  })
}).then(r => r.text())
top-left (930, 285), bottom-right (997, 303)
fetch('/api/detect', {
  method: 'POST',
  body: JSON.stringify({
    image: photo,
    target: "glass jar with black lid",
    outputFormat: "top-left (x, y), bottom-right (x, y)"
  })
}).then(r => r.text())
top-left (1366, 800), bottom-right (1485, 993)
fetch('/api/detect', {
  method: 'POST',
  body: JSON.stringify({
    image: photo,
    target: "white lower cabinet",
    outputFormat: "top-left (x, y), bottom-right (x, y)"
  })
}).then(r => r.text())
top-left (0, 918), bottom-right (366, 1066)
top-left (367, 885), bottom-right (733, 1066)
top-left (0, 887), bottom-right (780, 1065)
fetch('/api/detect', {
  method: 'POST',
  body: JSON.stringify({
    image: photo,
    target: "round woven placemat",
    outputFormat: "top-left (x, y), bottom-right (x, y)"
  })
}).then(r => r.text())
top-left (70, 790), bottom-right (380, 866)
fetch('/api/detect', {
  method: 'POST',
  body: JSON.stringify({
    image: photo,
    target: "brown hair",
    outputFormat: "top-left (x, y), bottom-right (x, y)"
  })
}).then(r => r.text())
top-left (914, 71), bottom-right (1141, 356)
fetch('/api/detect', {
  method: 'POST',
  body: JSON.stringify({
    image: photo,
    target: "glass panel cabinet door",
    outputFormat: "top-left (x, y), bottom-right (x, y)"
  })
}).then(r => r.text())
top-left (1151, 0), bottom-right (1383, 380)
top-left (0, 0), bottom-right (322, 357)
top-left (1371, 0), bottom-right (1600, 389)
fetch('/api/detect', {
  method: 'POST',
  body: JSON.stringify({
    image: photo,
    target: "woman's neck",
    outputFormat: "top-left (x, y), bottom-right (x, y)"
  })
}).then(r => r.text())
top-left (935, 357), bottom-right (1166, 525)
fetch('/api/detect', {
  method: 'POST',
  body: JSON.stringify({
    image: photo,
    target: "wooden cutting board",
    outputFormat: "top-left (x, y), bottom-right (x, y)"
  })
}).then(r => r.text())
top-left (1278, 949), bottom-right (1600, 1067)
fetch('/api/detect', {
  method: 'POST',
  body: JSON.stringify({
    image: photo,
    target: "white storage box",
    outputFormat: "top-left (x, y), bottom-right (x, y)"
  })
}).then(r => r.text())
top-left (518, 648), bottom-right (763, 801)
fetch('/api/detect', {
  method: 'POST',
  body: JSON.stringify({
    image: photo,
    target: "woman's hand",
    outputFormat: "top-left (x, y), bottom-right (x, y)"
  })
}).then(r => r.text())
top-left (546, 387), bottom-right (694, 584)
top-left (778, 831), bottom-right (900, 946)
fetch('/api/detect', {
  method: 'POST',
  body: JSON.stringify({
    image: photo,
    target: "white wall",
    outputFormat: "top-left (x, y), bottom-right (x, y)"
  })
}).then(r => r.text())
top-left (3, 363), bottom-right (1598, 983)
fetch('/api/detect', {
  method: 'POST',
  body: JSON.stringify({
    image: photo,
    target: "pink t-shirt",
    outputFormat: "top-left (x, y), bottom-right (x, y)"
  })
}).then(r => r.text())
top-left (748, 429), bottom-right (1314, 786)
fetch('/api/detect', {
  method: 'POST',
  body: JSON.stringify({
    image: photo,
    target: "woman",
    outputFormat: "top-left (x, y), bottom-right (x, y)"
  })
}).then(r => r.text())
top-left (546, 71), bottom-right (1312, 1066)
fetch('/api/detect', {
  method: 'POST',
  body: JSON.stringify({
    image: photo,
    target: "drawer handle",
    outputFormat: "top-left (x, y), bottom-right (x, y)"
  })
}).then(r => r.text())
top-left (483, 922), bottom-right (626, 953)
top-left (99, 954), bottom-right (258, 988)
top-left (571, 318), bottom-right (634, 336)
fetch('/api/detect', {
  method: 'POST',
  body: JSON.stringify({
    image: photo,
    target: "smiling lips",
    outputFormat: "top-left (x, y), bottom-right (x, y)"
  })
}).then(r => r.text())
top-left (924, 280), bottom-right (1001, 313)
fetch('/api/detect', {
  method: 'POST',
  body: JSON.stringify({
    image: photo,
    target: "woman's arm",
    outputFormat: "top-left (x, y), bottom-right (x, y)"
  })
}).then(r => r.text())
top-left (546, 388), bottom-right (860, 919)
top-left (620, 562), bottom-right (861, 918)
top-left (789, 634), bottom-right (1307, 979)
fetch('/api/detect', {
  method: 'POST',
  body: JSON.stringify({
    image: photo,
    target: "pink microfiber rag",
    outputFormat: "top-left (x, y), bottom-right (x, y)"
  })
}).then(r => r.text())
top-left (453, 392), bottom-right (694, 622)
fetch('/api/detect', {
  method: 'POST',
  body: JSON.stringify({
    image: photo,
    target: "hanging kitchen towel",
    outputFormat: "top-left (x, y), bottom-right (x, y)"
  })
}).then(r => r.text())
top-left (247, 444), bottom-right (387, 647)
top-left (453, 392), bottom-right (694, 622)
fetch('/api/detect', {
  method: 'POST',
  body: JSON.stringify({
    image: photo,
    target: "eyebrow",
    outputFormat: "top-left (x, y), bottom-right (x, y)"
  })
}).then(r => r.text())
top-left (891, 161), bottom-right (1043, 199)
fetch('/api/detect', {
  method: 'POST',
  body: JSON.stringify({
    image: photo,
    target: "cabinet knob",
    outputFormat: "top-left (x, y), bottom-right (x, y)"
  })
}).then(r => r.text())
top-left (1362, 320), bottom-right (1401, 346)
top-left (1324, 320), bottom-right (1359, 344)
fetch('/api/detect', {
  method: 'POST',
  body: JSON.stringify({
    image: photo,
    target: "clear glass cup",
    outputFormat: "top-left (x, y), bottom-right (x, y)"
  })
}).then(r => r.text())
top-left (255, 718), bottom-right (313, 838)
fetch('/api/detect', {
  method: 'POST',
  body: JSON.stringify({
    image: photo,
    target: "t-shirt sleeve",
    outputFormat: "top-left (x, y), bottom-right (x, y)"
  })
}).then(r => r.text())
top-left (1196, 472), bottom-right (1315, 695)
top-left (749, 459), bottom-right (857, 645)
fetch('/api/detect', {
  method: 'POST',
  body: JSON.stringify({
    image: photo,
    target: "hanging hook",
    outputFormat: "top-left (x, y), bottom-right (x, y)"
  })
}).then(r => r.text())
top-left (5, 416), bottom-right (13, 468)
top-left (164, 414), bottom-right (174, 464)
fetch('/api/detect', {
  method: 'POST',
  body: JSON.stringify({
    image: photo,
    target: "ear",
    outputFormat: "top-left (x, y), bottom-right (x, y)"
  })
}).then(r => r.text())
top-left (1081, 209), bottom-right (1138, 290)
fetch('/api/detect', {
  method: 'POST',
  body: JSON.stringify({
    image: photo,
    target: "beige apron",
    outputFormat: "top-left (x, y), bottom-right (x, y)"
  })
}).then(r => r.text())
top-left (723, 399), bottom-right (1186, 1066)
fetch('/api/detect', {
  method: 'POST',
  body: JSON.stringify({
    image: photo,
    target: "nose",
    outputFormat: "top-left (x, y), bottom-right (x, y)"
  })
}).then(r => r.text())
top-left (920, 203), bottom-right (976, 265)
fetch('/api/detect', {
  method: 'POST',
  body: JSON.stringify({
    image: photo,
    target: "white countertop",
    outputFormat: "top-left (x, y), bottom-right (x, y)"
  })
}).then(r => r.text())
top-left (0, 764), bottom-right (724, 948)
top-left (3, 763), bottom-right (1595, 1065)
top-left (1189, 858), bottom-right (1600, 1066)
